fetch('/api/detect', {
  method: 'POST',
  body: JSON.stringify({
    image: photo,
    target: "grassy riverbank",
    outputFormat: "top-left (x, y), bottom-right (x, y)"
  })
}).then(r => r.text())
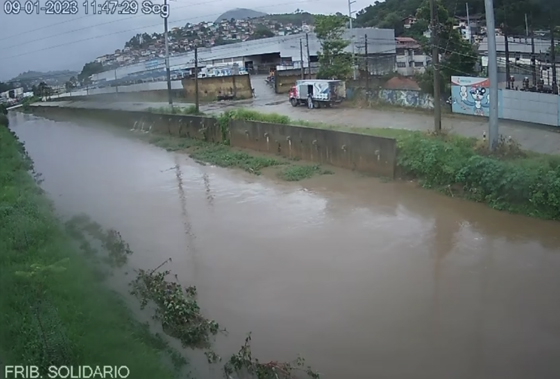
top-left (0, 125), bottom-right (182, 376)
top-left (143, 132), bottom-right (333, 181)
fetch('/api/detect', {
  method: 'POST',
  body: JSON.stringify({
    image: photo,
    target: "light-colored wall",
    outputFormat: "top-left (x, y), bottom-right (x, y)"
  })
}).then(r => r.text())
top-left (501, 90), bottom-right (559, 127)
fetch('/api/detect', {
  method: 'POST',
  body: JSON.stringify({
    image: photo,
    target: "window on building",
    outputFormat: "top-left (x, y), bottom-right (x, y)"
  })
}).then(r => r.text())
top-left (397, 62), bottom-right (406, 68)
top-left (414, 61), bottom-right (424, 67)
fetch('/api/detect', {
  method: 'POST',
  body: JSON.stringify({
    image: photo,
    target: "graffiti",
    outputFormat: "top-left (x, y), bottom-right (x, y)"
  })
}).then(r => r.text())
top-left (451, 76), bottom-right (491, 117)
top-left (345, 87), bottom-right (433, 109)
top-left (378, 89), bottom-right (434, 109)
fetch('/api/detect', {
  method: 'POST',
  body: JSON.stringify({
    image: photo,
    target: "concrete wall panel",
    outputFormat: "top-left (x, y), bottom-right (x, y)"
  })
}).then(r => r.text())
top-left (182, 75), bottom-right (252, 100)
top-left (229, 119), bottom-right (396, 177)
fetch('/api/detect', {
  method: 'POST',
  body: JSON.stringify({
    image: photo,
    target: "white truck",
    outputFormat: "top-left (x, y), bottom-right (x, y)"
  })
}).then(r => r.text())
top-left (288, 79), bottom-right (346, 109)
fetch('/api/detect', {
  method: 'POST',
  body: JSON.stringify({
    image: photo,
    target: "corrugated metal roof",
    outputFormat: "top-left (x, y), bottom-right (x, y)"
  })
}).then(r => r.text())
top-left (94, 28), bottom-right (395, 82)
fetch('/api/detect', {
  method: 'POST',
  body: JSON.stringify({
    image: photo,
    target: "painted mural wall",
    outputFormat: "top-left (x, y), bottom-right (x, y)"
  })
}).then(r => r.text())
top-left (370, 89), bottom-right (434, 109)
top-left (451, 76), bottom-right (560, 127)
top-left (450, 76), bottom-right (503, 118)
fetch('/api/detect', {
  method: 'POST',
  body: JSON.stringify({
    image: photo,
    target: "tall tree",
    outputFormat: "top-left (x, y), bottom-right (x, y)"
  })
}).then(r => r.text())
top-left (416, 0), bottom-right (478, 94)
top-left (78, 61), bottom-right (105, 85)
top-left (314, 14), bottom-right (353, 80)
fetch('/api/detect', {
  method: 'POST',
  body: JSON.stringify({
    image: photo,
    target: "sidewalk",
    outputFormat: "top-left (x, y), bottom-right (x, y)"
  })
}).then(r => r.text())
top-left (30, 99), bottom-right (560, 155)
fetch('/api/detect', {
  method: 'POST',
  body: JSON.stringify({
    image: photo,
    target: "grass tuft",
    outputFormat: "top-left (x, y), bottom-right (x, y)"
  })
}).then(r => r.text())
top-left (277, 165), bottom-right (334, 181)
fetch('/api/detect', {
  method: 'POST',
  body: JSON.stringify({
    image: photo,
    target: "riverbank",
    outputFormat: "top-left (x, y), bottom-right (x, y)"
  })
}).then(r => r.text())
top-left (0, 125), bottom-right (182, 376)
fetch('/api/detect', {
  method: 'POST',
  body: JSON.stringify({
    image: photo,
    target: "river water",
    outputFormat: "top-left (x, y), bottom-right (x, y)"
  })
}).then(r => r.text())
top-left (8, 111), bottom-right (560, 379)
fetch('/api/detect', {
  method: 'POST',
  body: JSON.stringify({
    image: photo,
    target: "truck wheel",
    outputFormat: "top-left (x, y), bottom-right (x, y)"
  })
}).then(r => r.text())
top-left (290, 98), bottom-right (298, 107)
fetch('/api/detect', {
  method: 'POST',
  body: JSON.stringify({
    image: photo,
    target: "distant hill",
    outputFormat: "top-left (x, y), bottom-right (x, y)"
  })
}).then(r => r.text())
top-left (257, 12), bottom-right (316, 25)
top-left (215, 8), bottom-right (267, 22)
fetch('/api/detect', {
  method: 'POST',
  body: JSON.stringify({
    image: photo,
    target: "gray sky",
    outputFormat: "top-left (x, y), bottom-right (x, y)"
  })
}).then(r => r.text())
top-left (0, 0), bottom-right (373, 81)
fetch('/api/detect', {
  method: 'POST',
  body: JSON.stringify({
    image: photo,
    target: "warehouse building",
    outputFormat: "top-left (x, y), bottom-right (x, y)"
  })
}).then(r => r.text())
top-left (91, 28), bottom-right (396, 84)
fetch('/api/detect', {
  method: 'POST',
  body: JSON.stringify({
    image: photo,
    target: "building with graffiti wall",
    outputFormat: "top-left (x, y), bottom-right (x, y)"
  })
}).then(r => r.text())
top-left (450, 76), bottom-right (503, 118)
top-left (451, 76), bottom-right (560, 127)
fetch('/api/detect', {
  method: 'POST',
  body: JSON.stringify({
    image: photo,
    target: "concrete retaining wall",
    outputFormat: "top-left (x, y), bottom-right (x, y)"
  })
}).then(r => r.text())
top-left (30, 105), bottom-right (396, 177)
top-left (182, 75), bottom-right (252, 100)
top-left (229, 119), bottom-right (396, 177)
top-left (31, 106), bottom-right (223, 143)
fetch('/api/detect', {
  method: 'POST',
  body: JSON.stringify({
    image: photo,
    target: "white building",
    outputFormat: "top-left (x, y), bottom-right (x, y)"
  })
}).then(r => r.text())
top-left (395, 37), bottom-right (430, 76)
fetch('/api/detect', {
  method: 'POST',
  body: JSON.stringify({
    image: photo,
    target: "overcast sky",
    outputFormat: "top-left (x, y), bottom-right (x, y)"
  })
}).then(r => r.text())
top-left (0, 0), bottom-right (373, 81)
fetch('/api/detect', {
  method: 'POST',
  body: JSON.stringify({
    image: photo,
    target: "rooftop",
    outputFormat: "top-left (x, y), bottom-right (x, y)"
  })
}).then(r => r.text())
top-left (93, 28), bottom-right (396, 81)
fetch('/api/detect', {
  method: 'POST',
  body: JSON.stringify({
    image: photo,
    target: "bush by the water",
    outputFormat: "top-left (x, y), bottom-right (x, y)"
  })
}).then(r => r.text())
top-left (396, 132), bottom-right (560, 219)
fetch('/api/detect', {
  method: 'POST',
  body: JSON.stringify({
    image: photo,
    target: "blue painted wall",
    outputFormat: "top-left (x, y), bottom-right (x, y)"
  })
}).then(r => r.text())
top-left (450, 76), bottom-right (503, 118)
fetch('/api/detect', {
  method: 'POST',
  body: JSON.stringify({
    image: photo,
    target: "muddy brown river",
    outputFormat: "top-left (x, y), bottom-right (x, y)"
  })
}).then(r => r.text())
top-left (8, 111), bottom-right (560, 379)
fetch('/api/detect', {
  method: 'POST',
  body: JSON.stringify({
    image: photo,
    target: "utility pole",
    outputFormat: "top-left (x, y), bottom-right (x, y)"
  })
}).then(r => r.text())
top-left (164, 0), bottom-right (173, 106)
top-left (504, 25), bottom-right (511, 89)
top-left (466, 3), bottom-right (472, 43)
top-left (531, 27), bottom-right (537, 86)
top-left (306, 32), bottom-right (311, 78)
top-left (550, 21), bottom-right (557, 94)
top-left (114, 69), bottom-right (118, 95)
top-left (364, 34), bottom-right (369, 97)
top-left (299, 39), bottom-right (305, 79)
top-left (194, 46), bottom-right (199, 112)
top-left (430, 0), bottom-right (441, 131)
top-left (525, 13), bottom-right (529, 38)
top-left (348, 0), bottom-right (357, 80)
top-left (484, 0), bottom-right (499, 150)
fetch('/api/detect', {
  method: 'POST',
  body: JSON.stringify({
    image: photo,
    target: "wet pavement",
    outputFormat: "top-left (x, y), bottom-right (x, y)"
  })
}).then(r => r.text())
top-left (8, 111), bottom-right (560, 379)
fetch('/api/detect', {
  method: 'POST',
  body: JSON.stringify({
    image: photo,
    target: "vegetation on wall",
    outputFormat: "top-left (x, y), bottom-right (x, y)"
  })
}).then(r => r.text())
top-left (314, 15), bottom-right (353, 80)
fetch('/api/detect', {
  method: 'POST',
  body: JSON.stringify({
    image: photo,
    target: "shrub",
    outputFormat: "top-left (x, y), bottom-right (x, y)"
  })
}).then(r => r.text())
top-left (397, 132), bottom-right (560, 219)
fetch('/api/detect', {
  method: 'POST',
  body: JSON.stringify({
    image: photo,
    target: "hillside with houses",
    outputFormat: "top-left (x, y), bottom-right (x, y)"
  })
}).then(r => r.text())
top-left (92, 13), bottom-right (315, 71)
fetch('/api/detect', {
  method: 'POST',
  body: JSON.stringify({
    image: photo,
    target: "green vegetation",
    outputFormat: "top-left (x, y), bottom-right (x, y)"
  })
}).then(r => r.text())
top-left (0, 126), bottom-right (182, 377)
top-left (395, 132), bottom-right (560, 219)
top-left (278, 165), bottom-right (334, 181)
top-left (314, 14), bottom-right (353, 81)
top-left (147, 105), bottom-right (203, 115)
top-left (141, 109), bottom-right (332, 180)
top-left (22, 96), bottom-right (41, 110)
top-left (356, 0), bottom-right (556, 36)
top-left (78, 61), bottom-right (109, 85)
top-left (189, 145), bottom-right (283, 174)
top-left (415, 0), bottom-right (477, 96)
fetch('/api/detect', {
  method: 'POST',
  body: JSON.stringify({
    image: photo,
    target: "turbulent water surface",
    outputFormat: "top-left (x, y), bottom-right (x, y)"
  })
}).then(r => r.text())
top-left (9, 111), bottom-right (560, 379)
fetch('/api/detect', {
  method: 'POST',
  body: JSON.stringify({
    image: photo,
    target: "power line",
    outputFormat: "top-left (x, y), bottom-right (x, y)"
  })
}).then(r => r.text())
top-left (0, 0), bottom-right (236, 49)
top-left (1, 32), bottom-right (397, 86)
top-left (0, 0), bottom-right (324, 53)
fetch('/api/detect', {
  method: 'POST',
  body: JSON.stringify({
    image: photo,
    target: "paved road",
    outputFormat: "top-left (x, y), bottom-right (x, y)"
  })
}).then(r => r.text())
top-left (30, 86), bottom-right (560, 155)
